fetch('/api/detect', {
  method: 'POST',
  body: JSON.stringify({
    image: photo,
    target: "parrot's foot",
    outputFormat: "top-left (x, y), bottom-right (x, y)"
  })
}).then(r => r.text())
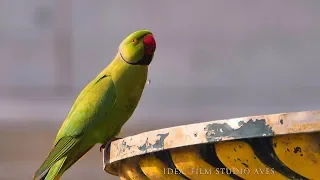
top-left (100, 137), bottom-right (122, 152)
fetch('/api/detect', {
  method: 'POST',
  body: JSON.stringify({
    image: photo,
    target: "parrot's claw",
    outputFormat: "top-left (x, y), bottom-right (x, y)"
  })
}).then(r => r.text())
top-left (100, 137), bottom-right (122, 152)
top-left (100, 144), bottom-right (106, 152)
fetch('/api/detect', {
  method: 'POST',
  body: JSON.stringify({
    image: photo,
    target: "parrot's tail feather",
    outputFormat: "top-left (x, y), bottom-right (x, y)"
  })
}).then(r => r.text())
top-left (33, 169), bottom-right (49, 180)
top-left (44, 156), bottom-right (67, 180)
top-left (34, 156), bottom-right (67, 180)
top-left (33, 136), bottom-right (81, 180)
top-left (34, 145), bottom-right (94, 180)
top-left (35, 171), bottom-right (48, 180)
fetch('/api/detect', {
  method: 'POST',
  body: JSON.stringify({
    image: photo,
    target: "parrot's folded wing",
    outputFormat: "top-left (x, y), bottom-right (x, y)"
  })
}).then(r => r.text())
top-left (55, 74), bottom-right (117, 140)
top-left (33, 74), bottom-right (117, 180)
top-left (33, 136), bottom-right (81, 179)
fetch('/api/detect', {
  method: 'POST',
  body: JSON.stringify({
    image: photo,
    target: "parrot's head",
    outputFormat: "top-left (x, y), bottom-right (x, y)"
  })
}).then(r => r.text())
top-left (118, 29), bottom-right (156, 66)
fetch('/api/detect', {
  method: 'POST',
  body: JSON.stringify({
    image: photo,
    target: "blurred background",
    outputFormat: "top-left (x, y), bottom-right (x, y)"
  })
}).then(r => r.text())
top-left (1, 0), bottom-right (320, 179)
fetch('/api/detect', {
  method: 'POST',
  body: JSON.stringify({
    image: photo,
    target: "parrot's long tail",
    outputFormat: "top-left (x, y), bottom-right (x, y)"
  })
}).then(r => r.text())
top-left (38, 146), bottom-right (93, 180)
top-left (42, 156), bottom-right (67, 180)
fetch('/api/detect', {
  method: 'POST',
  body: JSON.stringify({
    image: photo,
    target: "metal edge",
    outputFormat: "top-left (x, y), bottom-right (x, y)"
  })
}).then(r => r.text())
top-left (104, 109), bottom-right (320, 171)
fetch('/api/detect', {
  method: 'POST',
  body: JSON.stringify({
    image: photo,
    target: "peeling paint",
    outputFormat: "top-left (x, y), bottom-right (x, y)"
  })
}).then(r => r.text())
top-left (121, 140), bottom-right (132, 152)
top-left (204, 119), bottom-right (274, 142)
top-left (138, 133), bottom-right (169, 152)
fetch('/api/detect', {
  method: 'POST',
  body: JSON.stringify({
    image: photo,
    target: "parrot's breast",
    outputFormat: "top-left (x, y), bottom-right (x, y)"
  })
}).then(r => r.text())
top-left (96, 61), bottom-right (148, 142)
top-left (113, 68), bottom-right (148, 123)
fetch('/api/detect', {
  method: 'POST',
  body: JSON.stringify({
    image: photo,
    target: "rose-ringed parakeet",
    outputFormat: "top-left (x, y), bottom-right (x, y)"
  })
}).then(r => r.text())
top-left (33, 30), bottom-right (156, 180)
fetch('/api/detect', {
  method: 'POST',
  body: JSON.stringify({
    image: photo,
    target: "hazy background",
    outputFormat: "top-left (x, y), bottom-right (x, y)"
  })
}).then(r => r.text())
top-left (1, 1), bottom-right (320, 179)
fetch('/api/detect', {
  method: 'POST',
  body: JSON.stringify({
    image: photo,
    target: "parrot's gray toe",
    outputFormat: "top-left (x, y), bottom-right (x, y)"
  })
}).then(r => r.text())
top-left (100, 144), bottom-right (106, 152)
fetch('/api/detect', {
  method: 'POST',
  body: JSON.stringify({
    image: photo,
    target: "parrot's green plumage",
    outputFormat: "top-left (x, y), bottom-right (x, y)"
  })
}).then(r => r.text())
top-left (33, 30), bottom-right (156, 180)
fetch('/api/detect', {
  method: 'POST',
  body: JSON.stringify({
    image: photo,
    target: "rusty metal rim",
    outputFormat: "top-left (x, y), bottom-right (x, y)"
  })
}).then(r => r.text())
top-left (104, 109), bottom-right (320, 170)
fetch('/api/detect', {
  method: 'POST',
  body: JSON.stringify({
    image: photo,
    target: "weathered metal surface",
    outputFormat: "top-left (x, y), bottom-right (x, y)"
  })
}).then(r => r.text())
top-left (106, 110), bottom-right (320, 164)
top-left (103, 110), bottom-right (320, 179)
top-left (105, 133), bottom-right (320, 179)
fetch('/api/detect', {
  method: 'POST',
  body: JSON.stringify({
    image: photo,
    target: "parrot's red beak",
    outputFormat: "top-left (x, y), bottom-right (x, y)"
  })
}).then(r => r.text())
top-left (143, 34), bottom-right (156, 55)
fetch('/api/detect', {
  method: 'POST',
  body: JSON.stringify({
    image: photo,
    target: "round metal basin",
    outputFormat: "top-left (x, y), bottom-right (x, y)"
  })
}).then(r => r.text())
top-left (102, 110), bottom-right (320, 180)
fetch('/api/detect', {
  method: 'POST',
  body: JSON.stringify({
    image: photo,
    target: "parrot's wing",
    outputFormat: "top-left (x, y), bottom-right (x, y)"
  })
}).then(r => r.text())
top-left (33, 74), bottom-right (117, 180)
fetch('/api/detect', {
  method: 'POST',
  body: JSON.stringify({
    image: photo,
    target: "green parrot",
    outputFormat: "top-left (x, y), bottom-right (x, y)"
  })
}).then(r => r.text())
top-left (33, 29), bottom-right (156, 180)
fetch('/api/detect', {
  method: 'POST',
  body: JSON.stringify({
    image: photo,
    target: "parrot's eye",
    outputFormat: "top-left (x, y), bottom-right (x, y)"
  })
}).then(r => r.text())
top-left (131, 38), bottom-right (138, 45)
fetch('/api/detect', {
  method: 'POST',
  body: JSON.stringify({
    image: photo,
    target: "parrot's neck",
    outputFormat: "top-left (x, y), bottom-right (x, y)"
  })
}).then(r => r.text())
top-left (109, 53), bottom-right (148, 81)
top-left (98, 53), bottom-right (149, 96)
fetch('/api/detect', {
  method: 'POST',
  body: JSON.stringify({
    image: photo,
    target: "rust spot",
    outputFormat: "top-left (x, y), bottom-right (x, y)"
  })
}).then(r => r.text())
top-left (173, 128), bottom-right (184, 144)
top-left (241, 162), bottom-right (249, 168)
top-left (194, 132), bottom-right (198, 137)
top-left (273, 143), bottom-right (277, 148)
top-left (293, 147), bottom-right (302, 154)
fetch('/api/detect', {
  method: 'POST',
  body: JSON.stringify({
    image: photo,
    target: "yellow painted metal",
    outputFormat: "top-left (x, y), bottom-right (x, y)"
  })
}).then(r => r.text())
top-left (139, 153), bottom-right (184, 180)
top-left (215, 140), bottom-right (287, 180)
top-left (119, 157), bottom-right (149, 180)
top-left (169, 145), bottom-right (233, 180)
top-left (272, 133), bottom-right (320, 179)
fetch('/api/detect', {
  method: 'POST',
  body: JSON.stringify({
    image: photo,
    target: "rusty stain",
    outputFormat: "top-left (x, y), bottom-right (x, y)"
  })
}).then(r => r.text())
top-left (175, 128), bottom-right (184, 140)
top-left (167, 128), bottom-right (184, 148)
top-left (288, 123), bottom-right (320, 133)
